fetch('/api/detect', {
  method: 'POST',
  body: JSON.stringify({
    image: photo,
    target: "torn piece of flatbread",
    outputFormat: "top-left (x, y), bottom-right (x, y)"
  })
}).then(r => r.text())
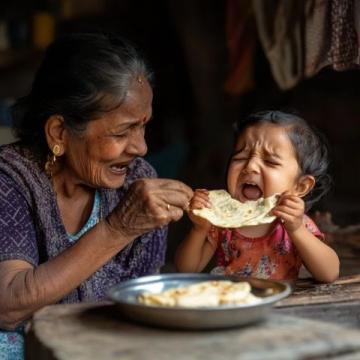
top-left (138, 280), bottom-right (261, 307)
top-left (192, 190), bottom-right (279, 228)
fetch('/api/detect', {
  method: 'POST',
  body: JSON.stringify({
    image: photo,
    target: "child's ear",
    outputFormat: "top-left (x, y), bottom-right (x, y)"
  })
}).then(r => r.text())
top-left (295, 175), bottom-right (315, 198)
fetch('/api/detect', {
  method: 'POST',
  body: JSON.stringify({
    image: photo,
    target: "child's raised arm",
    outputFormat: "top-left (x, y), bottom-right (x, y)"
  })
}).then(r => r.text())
top-left (175, 189), bottom-right (216, 273)
top-left (288, 225), bottom-right (339, 283)
top-left (273, 192), bottom-right (340, 283)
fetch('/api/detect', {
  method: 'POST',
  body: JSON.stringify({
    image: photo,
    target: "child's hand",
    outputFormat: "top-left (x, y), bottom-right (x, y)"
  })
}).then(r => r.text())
top-left (272, 191), bottom-right (305, 233)
top-left (188, 189), bottom-right (212, 230)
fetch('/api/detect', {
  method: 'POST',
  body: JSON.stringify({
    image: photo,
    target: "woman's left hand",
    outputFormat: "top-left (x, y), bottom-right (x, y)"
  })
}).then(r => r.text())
top-left (271, 192), bottom-right (305, 233)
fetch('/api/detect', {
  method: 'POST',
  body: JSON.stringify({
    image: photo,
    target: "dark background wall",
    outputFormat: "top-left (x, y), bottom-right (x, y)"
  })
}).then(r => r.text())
top-left (1, 0), bottom-right (359, 269)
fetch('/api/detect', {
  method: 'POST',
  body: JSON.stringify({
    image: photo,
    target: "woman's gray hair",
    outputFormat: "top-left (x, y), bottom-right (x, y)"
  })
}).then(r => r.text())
top-left (12, 32), bottom-right (154, 159)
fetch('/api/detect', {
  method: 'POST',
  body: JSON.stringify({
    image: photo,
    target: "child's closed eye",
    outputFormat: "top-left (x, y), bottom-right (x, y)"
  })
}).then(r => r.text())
top-left (232, 156), bottom-right (248, 162)
top-left (265, 159), bottom-right (281, 166)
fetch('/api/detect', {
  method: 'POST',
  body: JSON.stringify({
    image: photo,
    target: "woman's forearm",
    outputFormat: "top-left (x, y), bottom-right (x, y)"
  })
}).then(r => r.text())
top-left (290, 225), bottom-right (340, 283)
top-left (0, 220), bottom-right (133, 330)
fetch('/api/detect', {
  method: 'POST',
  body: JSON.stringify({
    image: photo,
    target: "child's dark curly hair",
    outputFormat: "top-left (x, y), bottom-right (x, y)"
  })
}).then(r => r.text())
top-left (233, 110), bottom-right (332, 210)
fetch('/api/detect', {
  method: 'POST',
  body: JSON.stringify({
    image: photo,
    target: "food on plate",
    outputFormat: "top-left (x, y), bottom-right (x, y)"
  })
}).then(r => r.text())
top-left (138, 280), bottom-right (261, 307)
top-left (192, 190), bottom-right (279, 228)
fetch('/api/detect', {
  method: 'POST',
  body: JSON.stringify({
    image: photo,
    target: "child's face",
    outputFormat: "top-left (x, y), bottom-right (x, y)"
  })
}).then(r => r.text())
top-left (227, 123), bottom-right (302, 202)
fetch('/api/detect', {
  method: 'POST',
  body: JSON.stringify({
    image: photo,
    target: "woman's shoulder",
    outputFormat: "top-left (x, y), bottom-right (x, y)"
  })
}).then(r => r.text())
top-left (0, 143), bottom-right (53, 211)
top-left (0, 144), bottom-right (30, 193)
top-left (0, 142), bottom-right (19, 158)
top-left (0, 168), bottom-right (22, 194)
top-left (0, 142), bottom-right (40, 168)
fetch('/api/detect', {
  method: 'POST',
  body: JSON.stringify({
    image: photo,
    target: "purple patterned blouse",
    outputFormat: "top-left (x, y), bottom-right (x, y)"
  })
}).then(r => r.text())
top-left (0, 143), bottom-right (168, 304)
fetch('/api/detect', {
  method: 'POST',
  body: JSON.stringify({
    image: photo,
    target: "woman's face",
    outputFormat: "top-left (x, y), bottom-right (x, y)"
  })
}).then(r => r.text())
top-left (227, 123), bottom-right (302, 202)
top-left (63, 79), bottom-right (152, 189)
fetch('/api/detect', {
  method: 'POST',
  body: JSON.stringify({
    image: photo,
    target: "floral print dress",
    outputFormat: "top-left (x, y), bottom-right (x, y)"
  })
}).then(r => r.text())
top-left (208, 215), bottom-right (324, 280)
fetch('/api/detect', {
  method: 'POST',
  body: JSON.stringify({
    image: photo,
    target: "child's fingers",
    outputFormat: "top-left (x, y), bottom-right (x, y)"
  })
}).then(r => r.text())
top-left (277, 196), bottom-right (304, 209)
top-left (273, 197), bottom-right (303, 213)
top-left (273, 211), bottom-right (303, 232)
top-left (273, 206), bottom-right (301, 218)
top-left (278, 192), bottom-right (300, 202)
top-left (195, 188), bottom-right (209, 194)
top-left (278, 199), bottom-right (303, 212)
top-left (274, 209), bottom-right (304, 232)
top-left (278, 191), bottom-right (291, 200)
top-left (194, 189), bottom-right (210, 199)
top-left (190, 196), bottom-right (211, 210)
top-left (272, 194), bottom-right (303, 219)
top-left (272, 208), bottom-right (299, 222)
top-left (193, 193), bottom-right (210, 203)
top-left (190, 199), bottom-right (211, 209)
top-left (273, 213), bottom-right (295, 227)
top-left (192, 190), bottom-right (211, 208)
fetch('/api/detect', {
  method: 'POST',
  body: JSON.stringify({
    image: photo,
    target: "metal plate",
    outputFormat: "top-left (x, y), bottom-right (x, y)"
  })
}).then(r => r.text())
top-left (108, 273), bottom-right (292, 329)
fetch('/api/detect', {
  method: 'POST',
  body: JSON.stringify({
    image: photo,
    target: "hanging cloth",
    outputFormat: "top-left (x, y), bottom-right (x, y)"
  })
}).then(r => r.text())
top-left (253, 0), bottom-right (360, 90)
top-left (224, 0), bottom-right (257, 95)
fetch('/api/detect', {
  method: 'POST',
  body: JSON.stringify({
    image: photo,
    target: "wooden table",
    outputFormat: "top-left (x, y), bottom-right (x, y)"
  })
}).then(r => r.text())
top-left (26, 229), bottom-right (360, 359)
top-left (25, 275), bottom-right (360, 360)
top-left (275, 274), bottom-right (360, 328)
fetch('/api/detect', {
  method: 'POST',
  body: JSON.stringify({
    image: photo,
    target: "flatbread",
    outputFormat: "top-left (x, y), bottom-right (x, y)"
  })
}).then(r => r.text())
top-left (138, 280), bottom-right (260, 307)
top-left (192, 190), bottom-right (279, 228)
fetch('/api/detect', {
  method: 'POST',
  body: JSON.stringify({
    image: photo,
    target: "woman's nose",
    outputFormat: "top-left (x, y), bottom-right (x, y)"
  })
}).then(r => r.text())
top-left (126, 128), bottom-right (148, 157)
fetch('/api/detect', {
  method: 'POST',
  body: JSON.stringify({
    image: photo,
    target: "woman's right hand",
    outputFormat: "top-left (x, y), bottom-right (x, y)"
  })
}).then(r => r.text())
top-left (188, 189), bottom-right (212, 231)
top-left (106, 178), bottom-right (193, 239)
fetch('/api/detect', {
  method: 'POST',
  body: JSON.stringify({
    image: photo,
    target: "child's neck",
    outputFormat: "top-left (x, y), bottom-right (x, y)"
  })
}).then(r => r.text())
top-left (236, 221), bottom-right (276, 238)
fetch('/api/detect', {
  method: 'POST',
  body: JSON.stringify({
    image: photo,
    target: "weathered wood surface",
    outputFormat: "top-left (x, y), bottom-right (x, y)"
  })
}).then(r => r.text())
top-left (26, 303), bottom-right (360, 360)
top-left (274, 275), bottom-right (360, 328)
top-left (321, 222), bottom-right (360, 276)
top-left (276, 274), bottom-right (360, 307)
top-left (275, 300), bottom-right (360, 328)
top-left (26, 229), bottom-right (360, 359)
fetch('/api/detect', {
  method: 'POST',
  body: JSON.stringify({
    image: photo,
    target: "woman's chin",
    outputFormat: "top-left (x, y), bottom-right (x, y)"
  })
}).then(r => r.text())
top-left (102, 172), bottom-right (127, 189)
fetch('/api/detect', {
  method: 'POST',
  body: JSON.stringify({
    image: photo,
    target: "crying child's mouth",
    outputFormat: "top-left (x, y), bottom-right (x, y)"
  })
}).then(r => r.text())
top-left (241, 183), bottom-right (263, 201)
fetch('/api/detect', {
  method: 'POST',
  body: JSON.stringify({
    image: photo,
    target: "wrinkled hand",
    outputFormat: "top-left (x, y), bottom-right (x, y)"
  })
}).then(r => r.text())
top-left (188, 189), bottom-right (212, 231)
top-left (107, 178), bottom-right (193, 238)
top-left (272, 192), bottom-right (305, 233)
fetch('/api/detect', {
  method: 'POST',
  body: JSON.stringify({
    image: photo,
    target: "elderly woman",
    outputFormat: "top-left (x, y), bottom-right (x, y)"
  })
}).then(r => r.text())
top-left (0, 33), bottom-right (192, 358)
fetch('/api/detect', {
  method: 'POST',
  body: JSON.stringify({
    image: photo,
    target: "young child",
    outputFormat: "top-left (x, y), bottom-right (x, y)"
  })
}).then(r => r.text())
top-left (175, 111), bottom-right (339, 282)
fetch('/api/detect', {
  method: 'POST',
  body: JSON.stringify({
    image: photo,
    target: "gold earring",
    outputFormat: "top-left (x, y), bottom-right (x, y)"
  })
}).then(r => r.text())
top-left (45, 144), bottom-right (61, 177)
top-left (52, 144), bottom-right (61, 156)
